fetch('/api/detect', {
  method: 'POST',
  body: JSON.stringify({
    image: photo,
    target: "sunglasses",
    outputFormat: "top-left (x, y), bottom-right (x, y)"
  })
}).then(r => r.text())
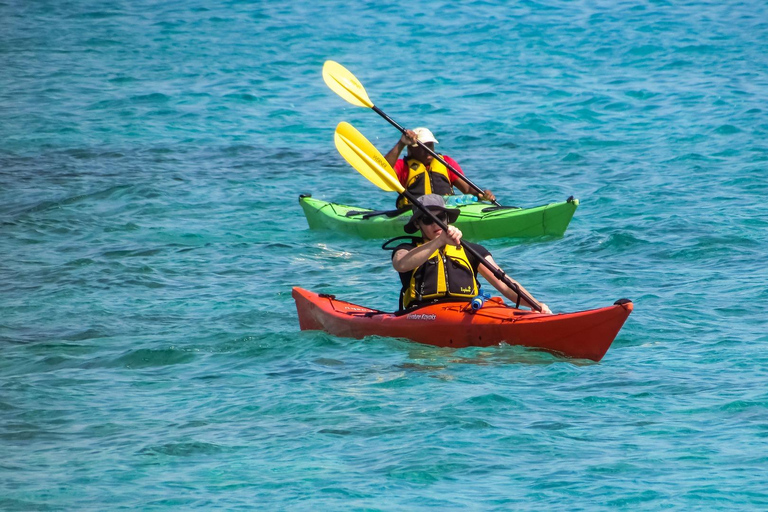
top-left (419, 212), bottom-right (448, 226)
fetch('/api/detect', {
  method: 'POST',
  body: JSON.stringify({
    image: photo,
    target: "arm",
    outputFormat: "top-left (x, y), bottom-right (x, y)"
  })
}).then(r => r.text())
top-left (454, 179), bottom-right (496, 202)
top-left (445, 156), bottom-right (496, 201)
top-left (477, 256), bottom-right (551, 313)
top-left (392, 227), bottom-right (463, 272)
top-left (479, 189), bottom-right (496, 202)
top-left (454, 179), bottom-right (473, 195)
top-left (384, 129), bottom-right (418, 169)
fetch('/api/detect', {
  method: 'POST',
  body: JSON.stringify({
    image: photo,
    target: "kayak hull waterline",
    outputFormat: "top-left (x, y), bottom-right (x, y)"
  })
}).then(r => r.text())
top-left (299, 195), bottom-right (578, 240)
top-left (293, 287), bottom-right (633, 361)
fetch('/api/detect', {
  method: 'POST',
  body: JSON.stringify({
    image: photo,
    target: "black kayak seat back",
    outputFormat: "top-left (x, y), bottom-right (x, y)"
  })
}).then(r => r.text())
top-left (346, 207), bottom-right (409, 219)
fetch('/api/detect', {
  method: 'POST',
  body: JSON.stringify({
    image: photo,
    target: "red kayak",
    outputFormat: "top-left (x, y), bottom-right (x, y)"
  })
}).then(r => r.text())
top-left (293, 287), bottom-right (633, 361)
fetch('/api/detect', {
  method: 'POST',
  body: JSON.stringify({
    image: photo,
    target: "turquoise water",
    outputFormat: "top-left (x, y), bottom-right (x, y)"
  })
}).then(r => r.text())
top-left (2, 0), bottom-right (767, 508)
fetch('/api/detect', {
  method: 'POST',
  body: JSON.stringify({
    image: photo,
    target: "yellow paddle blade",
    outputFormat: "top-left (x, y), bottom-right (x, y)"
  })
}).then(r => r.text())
top-left (323, 61), bottom-right (374, 109)
top-left (334, 122), bottom-right (404, 194)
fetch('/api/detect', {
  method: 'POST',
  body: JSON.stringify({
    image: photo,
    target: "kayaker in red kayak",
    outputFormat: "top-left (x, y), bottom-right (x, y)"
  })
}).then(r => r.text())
top-left (389, 194), bottom-right (551, 313)
top-left (384, 128), bottom-right (496, 208)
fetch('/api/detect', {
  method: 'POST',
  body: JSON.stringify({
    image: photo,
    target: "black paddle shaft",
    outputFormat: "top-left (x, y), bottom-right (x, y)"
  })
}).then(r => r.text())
top-left (371, 105), bottom-right (503, 207)
top-left (402, 190), bottom-right (541, 312)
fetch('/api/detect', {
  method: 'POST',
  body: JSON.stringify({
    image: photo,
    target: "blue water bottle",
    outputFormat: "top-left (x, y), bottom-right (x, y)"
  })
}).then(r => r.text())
top-left (471, 288), bottom-right (492, 311)
top-left (444, 194), bottom-right (479, 207)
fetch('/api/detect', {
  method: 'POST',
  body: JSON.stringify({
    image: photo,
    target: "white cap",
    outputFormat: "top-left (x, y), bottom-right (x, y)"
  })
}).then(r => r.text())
top-left (411, 127), bottom-right (438, 147)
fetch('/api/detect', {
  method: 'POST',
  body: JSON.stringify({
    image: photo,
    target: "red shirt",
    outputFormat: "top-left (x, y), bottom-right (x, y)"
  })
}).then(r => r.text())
top-left (394, 155), bottom-right (464, 187)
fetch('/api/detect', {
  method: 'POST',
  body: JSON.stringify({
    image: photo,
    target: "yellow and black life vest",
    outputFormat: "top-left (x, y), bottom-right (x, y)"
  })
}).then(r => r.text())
top-left (396, 156), bottom-right (455, 209)
top-left (401, 242), bottom-right (479, 309)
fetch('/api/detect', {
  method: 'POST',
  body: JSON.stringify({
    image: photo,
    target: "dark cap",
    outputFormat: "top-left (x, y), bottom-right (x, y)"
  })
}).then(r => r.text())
top-left (403, 194), bottom-right (460, 234)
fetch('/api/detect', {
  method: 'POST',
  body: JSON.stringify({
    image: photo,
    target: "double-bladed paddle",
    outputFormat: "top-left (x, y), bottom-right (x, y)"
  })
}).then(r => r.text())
top-left (323, 60), bottom-right (503, 207)
top-left (334, 121), bottom-right (542, 312)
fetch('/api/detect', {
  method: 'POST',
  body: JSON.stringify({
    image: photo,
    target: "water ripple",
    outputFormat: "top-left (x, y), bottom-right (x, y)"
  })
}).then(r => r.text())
top-left (2, 0), bottom-right (768, 509)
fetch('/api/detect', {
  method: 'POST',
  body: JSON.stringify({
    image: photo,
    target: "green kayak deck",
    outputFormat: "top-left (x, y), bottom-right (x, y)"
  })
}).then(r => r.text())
top-left (299, 195), bottom-right (578, 240)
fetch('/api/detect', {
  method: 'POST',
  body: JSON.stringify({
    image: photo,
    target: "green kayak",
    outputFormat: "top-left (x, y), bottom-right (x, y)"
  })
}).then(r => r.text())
top-left (299, 194), bottom-right (578, 240)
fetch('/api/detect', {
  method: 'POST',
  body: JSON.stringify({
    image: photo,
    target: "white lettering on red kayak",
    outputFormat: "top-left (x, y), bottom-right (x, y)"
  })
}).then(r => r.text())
top-left (406, 314), bottom-right (437, 321)
top-left (344, 306), bottom-right (368, 312)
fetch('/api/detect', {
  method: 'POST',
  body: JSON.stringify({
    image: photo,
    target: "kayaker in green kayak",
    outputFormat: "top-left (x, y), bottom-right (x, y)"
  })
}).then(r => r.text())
top-left (384, 128), bottom-right (496, 209)
top-left (388, 194), bottom-right (551, 313)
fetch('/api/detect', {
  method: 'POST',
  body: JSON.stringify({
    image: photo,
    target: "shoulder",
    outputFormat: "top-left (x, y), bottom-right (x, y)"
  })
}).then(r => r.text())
top-left (392, 242), bottom-right (416, 254)
top-left (442, 154), bottom-right (464, 176)
top-left (391, 242), bottom-right (416, 264)
top-left (384, 236), bottom-right (419, 258)
top-left (393, 242), bottom-right (416, 252)
top-left (442, 154), bottom-right (458, 165)
top-left (464, 241), bottom-right (491, 259)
